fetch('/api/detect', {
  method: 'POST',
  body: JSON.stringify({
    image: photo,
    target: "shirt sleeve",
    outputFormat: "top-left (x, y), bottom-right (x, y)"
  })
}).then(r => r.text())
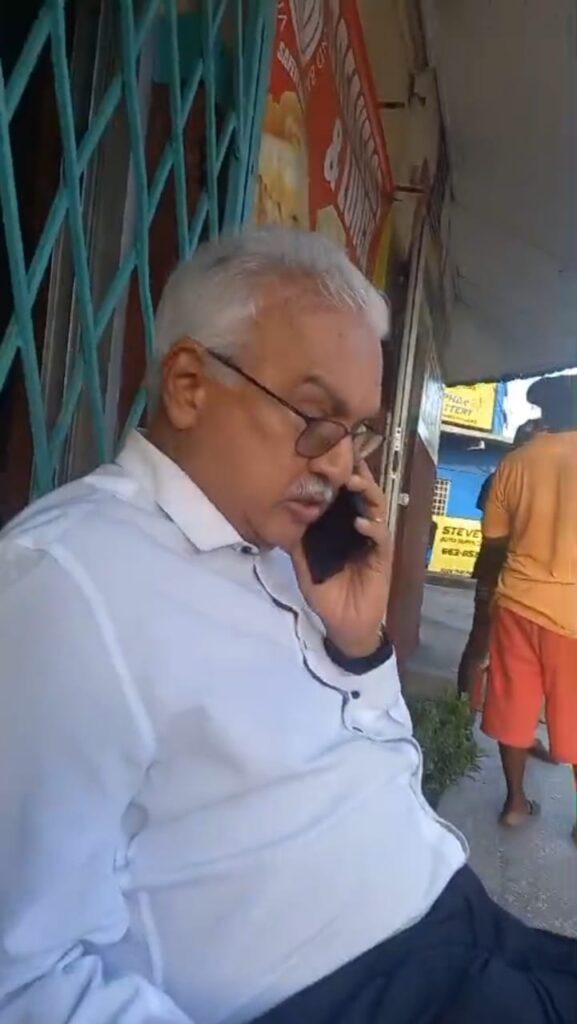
top-left (482, 465), bottom-right (511, 540)
top-left (0, 543), bottom-right (192, 1023)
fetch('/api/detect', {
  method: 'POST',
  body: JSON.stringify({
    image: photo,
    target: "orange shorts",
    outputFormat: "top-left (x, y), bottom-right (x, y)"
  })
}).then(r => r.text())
top-left (482, 605), bottom-right (577, 764)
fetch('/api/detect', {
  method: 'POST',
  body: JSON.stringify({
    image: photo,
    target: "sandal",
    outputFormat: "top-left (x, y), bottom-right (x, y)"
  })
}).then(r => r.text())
top-left (499, 799), bottom-right (541, 828)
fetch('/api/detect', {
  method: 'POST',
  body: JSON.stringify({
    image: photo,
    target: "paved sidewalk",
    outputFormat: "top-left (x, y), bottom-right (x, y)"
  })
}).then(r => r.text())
top-left (404, 583), bottom-right (474, 696)
top-left (407, 585), bottom-right (577, 937)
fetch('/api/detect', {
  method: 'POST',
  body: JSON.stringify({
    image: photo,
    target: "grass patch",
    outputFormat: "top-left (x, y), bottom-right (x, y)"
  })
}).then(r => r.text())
top-left (408, 691), bottom-right (482, 808)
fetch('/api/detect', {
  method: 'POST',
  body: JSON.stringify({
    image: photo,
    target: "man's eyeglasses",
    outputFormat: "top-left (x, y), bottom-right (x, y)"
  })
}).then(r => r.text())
top-left (208, 352), bottom-right (384, 461)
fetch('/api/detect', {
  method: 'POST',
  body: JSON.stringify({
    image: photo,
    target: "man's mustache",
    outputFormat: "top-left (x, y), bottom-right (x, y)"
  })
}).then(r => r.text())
top-left (286, 477), bottom-right (337, 504)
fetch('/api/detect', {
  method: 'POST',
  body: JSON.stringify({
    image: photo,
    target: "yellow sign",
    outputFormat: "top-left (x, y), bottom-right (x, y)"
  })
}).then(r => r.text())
top-left (442, 384), bottom-right (497, 431)
top-left (429, 516), bottom-right (482, 576)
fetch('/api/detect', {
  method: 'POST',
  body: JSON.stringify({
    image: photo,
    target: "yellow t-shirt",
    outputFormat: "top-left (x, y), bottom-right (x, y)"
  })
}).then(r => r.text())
top-left (483, 432), bottom-right (577, 637)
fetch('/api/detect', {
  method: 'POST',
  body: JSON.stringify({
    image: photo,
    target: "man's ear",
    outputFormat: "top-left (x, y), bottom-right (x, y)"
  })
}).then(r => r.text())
top-left (160, 339), bottom-right (208, 430)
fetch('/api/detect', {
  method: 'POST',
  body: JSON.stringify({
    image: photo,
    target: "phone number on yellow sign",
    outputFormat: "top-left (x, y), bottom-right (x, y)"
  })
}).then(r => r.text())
top-left (429, 516), bottom-right (482, 576)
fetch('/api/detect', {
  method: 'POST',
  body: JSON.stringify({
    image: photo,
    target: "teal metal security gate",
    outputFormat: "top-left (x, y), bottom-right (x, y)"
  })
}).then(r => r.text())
top-left (0, 0), bottom-right (274, 506)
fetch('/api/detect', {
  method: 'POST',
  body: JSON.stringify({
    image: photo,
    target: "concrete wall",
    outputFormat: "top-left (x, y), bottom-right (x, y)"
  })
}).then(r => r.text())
top-left (386, 308), bottom-right (438, 664)
top-left (389, 433), bottom-right (436, 662)
top-left (357, 0), bottom-right (442, 259)
top-left (357, 0), bottom-right (449, 661)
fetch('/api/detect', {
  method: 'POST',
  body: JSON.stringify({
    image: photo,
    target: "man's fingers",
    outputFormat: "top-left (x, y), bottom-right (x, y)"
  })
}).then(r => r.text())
top-left (354, 515), bottom-right (391, 551)
top-left (348, 464), bottom-right (386, 522)
top-left (348, 461), bottom-right (374, 487)
top-left (354, 516), bottom-right (381, 538)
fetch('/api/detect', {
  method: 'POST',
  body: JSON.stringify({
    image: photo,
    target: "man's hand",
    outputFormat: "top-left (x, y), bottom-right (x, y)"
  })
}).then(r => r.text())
top-left (291, 462), bottom-right (392, 658)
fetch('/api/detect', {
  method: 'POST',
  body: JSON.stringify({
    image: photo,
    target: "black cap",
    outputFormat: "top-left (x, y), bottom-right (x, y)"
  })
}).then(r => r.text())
top-left (513, 418), bottom-right (541, 447)
top-left (527, 376), bottom-right (577, 430)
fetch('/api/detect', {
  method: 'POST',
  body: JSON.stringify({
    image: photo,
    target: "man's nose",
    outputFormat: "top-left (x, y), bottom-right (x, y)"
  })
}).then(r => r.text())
top-left (308, 436), bottom-right (355, 487)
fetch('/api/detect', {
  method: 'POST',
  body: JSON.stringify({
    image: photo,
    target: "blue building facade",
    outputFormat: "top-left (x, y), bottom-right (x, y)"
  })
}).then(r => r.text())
top-left (428, 382), bottom-right (510, 575)
top-left (436, 433), bottom-right (509, 520)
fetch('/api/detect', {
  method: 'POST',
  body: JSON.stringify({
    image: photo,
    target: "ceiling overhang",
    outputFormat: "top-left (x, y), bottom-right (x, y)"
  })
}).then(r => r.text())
top-left (421, 0), bottom-right (577, 384)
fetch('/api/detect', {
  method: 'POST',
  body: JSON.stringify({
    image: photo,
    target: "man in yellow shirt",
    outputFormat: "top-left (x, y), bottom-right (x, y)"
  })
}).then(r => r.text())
top-left (482, 376), bottom-right (577, 833)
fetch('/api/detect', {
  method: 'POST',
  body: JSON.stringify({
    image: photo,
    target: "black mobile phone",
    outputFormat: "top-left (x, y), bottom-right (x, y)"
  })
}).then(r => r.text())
top-left (302, 487), bottom-right (375, 584)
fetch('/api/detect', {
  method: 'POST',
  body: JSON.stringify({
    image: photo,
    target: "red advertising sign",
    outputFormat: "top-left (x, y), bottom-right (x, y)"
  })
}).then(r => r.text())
top-left (256, 0), bottom-right (393, 277)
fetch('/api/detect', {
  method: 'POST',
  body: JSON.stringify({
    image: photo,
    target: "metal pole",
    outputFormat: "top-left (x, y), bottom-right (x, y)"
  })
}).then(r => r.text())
top-left (380, 208), bottom-right (429, 540)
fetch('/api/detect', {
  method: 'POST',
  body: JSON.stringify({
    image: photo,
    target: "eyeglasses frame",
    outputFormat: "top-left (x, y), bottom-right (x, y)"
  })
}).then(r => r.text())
top-left (206, 350), bottom-right (384, 460)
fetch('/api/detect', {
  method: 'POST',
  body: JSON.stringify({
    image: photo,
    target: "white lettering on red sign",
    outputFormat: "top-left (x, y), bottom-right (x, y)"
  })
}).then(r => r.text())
top-left (325, 0), bottom-right (383, 225)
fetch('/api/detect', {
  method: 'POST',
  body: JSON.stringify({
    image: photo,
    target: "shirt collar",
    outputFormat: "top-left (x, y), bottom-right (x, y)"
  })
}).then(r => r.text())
top-left (116, 431), bottom-right (245, 553)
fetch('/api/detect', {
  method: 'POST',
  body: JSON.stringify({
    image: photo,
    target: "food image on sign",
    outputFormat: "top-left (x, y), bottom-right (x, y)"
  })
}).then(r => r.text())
top-left (428, 516), bottom-right (482, 576)
top-left (256, 92), bottom-right (310, 229)
top-left (255, 0), bottom-right (393, 276)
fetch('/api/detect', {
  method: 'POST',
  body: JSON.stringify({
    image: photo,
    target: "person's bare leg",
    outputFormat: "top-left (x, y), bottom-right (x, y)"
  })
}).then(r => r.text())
top-left (499, 743), bottom-right (539, 824)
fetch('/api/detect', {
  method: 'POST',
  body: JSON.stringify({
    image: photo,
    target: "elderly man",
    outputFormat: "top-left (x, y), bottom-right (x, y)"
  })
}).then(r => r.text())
top-left (0, 229), bottom-right (575, 1024)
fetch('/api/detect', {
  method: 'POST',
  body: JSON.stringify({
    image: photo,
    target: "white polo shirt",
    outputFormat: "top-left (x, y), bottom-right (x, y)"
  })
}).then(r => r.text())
top-left (0, 431), bottom-right (466, 1024)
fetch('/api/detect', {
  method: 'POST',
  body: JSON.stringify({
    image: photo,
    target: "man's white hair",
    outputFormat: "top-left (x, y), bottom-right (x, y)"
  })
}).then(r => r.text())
top-left (151, 226), bottom-right (389, 391)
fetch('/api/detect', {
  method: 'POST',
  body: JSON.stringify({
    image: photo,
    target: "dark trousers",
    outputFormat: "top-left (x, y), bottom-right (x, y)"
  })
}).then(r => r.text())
top-left (255, 868), bottom-right (577, 1024)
